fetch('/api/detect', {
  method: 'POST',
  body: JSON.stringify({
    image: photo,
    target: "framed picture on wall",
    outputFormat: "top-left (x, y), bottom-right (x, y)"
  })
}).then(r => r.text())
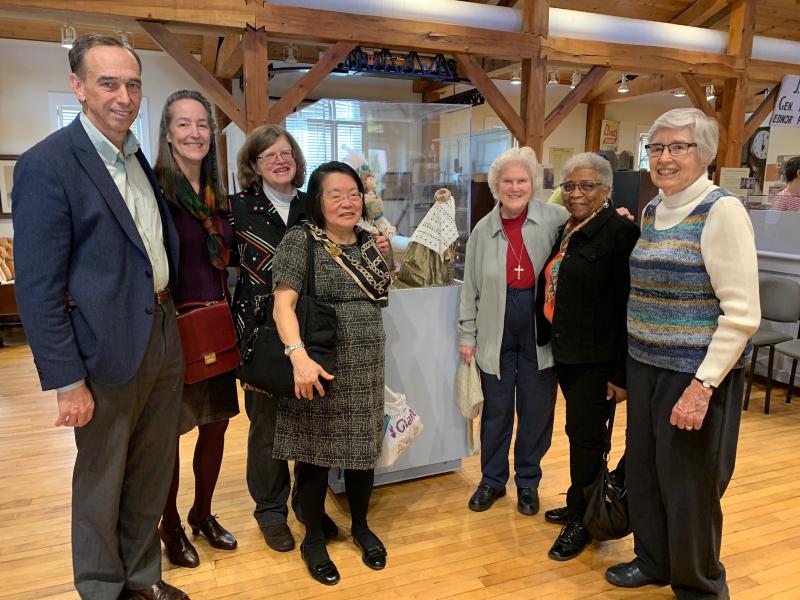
top-left (0, 155), bottom-right (18, 217)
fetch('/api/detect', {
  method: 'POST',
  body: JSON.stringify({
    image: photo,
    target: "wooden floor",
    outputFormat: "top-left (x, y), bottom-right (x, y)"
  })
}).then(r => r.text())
top-left (2, 337), bottom-right (800, 599)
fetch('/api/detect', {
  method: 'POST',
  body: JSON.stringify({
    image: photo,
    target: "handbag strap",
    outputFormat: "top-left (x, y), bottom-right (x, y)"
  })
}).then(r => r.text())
top-left (602, 400), bottom-right (617, 459)
top-left (301, 227), bottom-right (317, 299)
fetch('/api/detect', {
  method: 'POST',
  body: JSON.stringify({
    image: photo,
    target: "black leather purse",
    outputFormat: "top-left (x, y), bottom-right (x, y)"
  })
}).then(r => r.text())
top-left (582, 401), bottom-right (631, 541)
top-left (237, 228), bottom-right (337, 398)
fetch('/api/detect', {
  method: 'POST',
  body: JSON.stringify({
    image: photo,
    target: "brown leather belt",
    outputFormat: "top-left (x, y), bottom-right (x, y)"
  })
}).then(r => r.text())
top-left (154, 287), bottom-right (171, 305)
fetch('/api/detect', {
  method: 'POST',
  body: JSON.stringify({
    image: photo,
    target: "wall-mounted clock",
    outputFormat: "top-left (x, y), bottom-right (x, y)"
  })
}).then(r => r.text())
top-left (750, 127), bottom-right (769, 161)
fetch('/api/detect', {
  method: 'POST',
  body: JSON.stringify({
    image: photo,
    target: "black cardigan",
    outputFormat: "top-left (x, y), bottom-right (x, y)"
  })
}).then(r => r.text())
top-left (228, 187), bottom-right (308, 340)
top-left (535, 205), bottom-right (640, 387)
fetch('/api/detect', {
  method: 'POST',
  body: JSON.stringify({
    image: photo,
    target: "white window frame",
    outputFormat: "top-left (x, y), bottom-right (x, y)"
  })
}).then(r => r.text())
top-left (47, 91), bottom-right (152, 162)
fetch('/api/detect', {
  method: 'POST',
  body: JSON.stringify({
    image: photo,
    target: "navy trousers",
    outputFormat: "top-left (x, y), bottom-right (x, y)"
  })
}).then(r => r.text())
top-left (627, 357), bottom-right (744, 599)
top-left (479, 288), bottom-right (557, 490)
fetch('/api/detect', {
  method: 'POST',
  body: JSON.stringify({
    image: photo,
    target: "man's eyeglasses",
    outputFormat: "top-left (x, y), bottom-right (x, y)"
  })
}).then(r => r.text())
top-left (560, 180), bottom-right (603, 194)
top-left (324, 192), bottom-right (364, 204)
top-left (256, 150), bottom-right (294, 163)
top-left (644, 142), bottom-right (698, 157)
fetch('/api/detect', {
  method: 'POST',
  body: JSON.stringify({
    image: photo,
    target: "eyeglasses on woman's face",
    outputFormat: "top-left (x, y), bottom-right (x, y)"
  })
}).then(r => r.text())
top-left (256, 149), bottom-right (294, 163)
top-left (323, 191), bottom-right (364, 204)
top-left (644, 142), bottom-right (698, 157)
top-left (560, 180), bottom-right (603, 194)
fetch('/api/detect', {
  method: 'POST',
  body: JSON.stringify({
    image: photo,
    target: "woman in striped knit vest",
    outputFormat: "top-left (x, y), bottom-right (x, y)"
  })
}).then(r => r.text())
top-left (605, 108), bottom-right (760, 599)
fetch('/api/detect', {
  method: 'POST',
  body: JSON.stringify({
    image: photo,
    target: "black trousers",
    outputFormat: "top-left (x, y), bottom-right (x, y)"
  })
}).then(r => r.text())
top-left (627, 357), bottom-right (744, 599)
top-left (245, 390), bottom-right (298, 527)
top-left (555, 361), bottom-right (615, 516)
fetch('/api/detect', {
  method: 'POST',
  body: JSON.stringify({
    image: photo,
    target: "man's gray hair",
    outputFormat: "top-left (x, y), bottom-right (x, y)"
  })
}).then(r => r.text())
top-left (561, 152), bottom-right (613, 189)
top-left (487, 146), bottom-right (543, 201)
top-left (647, 108), bottom-right (719, 165)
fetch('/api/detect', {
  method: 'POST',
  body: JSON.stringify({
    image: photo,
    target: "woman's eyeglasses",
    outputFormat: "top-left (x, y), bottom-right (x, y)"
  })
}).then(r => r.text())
top-left (560, 180), bottom-right (603, 194)
top-left (644, 142), bottom-right (698, 157)
top-left (256, 150), bottom-right (294, 163)
top-left (324, 192), bottom-right (364, 204)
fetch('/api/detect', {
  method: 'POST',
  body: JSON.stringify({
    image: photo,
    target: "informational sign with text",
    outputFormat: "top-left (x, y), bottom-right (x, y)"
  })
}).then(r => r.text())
top-left (771, 75), bottom-right (800, 128)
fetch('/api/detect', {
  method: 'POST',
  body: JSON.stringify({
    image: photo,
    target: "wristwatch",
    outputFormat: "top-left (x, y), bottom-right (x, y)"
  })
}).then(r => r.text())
top-left (284, 342), bottom-right (305, 356)
top-left (694, 377), bottom-right (715, 391)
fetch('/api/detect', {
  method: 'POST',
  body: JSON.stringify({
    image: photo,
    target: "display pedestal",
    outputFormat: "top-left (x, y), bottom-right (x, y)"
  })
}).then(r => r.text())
top-left (329, 285), bottom-right (470, 492)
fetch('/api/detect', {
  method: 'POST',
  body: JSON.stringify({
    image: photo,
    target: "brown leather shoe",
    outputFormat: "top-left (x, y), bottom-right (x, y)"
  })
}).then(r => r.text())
top-left (124, 580), bottom-right (189, 599)
top-left (187, 511), bottom-right (237, 550)
top-left (158, 523), bottom-right (199, 568)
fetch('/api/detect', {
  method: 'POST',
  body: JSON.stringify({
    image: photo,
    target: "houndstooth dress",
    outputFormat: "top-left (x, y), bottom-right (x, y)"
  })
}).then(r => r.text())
top-left (271, 226), bottom-right (386, 469)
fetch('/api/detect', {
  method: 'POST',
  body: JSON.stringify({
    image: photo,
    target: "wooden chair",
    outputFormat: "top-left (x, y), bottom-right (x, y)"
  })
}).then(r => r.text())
top-left (744, 276), bottom-right (800, 414)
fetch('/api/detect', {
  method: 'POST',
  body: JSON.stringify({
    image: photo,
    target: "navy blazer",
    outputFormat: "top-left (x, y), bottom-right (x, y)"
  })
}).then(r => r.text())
top-left (12, 117), bottom-right (180, 390)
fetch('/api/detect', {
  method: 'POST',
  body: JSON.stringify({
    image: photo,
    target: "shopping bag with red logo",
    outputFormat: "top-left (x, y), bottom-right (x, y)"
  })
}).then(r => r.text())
top-left (377, 385), bottom-right (424, 468)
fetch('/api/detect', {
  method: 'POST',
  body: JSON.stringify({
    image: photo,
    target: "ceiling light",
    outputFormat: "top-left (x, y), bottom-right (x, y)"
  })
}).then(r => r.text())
top-left (570, 70), bottom-right (580, 89)
top-left (509, 70), bottom-right (522, 85)
top-left (618, 73), bottom-right (629, 94)
top-left (674, 87), bottom-right (686, 98)
top-left (705, 84), bottom-right (716, 101)
top-left (60, 25), bottom-right (76, 50)
top-left (283, 44), bottom-right (298, 65)
top-left (548, 70), bottom-right (559, 85)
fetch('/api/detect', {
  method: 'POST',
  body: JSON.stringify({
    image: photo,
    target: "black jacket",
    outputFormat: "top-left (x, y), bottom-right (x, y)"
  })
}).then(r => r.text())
top-left (535, 206), bottom-right (640, 387)
top-left (228, 187), bottom-right (308, 340)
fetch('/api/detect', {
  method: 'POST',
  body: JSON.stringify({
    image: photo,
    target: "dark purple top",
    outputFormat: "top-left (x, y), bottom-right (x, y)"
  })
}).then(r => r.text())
top-left (171, 204), bottom-right (234, 305)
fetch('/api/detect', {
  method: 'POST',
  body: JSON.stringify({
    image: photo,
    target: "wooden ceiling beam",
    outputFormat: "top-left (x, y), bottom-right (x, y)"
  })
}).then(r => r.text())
top-left (215, 34), bottom-right (243, 79)
top-left (581, 70), bottom-right (621, 104)
top-left (521, 0), bottom-right (548, 157)
top-left (742, 86), bottom-right (779, 141)
top-left (544, 66), bottom-right (609, 139)
top-left (676, 72), bottom-right (728, 144)
top-left (200, 35), bottom-right (219, 74)
top-left (671, 0), bottom-right (728, 27)
top-left (542, 37), bottom-right (741, 79)
top-left (270, 41), bottom-right (356, 124)
top-left (138, 20), bottom-right (246, 133)
top-left (242, 25), bottom-right (269, 131)
top-left (454, 53), bottom-right (524, 143)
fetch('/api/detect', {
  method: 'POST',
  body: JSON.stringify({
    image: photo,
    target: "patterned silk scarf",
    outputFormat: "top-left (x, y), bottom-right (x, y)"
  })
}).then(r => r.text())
top-left (544, 203), bottom-right (607, 319)
top-left (175, 175), bottom-right (231, 270)
top-left (305, 221), bottom-right (391, 302)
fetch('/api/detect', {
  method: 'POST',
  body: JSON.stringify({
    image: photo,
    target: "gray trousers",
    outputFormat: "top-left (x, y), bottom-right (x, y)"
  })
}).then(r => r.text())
top-left (627, 357), bottom-right (743, 600)
top-left (72, 301), bottom-right (184, 599)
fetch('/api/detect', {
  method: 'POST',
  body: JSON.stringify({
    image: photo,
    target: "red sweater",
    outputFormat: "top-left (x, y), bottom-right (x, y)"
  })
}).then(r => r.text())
top-left (501, 209), bottom-right (535, 288)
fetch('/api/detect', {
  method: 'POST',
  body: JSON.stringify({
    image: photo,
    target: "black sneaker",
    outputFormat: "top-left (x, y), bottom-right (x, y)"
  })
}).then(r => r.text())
top-left (468, 483), bottom-right (506, 512)
top-left (548, 517), bottom-right (590, 561)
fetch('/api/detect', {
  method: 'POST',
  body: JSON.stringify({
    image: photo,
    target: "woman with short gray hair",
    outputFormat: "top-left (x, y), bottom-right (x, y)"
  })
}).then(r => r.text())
top-left (535, 151), bottom-right (639, 561)
top-left (459, 146), bottom-right (564, 517)
top-left (606, 108), bottom-right (760, 597)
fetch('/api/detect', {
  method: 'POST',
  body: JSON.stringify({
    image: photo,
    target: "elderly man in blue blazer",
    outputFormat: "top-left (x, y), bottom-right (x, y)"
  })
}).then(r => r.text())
top-left (12, 34), bottom-right (188, 600)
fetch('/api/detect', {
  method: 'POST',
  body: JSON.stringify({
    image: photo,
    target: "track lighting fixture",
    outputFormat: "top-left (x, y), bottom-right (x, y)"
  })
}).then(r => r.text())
top-left (60, 25), bottom-right (76, 49)
top-left (618, 73), bottom-right (629, 94)
top-left (509, 70), bottom-right (522, 85)
top-left (570, 71), bottom-right (580, 89)
top-left (548, 70), bottom-right (559, 85)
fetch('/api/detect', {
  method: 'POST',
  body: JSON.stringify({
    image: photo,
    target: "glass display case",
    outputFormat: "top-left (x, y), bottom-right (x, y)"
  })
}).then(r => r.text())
top-left (285, 99), bottom-right (472, 277)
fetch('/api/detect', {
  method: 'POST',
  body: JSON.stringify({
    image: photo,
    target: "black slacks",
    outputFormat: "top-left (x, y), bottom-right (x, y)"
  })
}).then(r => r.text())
top-left (555, 361), bottom-right (615, 516)
top-left (627, 357), bottom-right (744, 599)
top-left (245, 390), bottom-right (296, 527)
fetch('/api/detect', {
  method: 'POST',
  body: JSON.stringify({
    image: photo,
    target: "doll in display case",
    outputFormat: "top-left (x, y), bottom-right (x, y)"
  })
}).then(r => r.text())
top-left (394, 187), bottom-right (458, 288)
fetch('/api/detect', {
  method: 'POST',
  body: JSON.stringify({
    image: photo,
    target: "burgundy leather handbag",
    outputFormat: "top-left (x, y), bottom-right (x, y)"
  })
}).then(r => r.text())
top-left (177, 273), bottom-right (240, 385)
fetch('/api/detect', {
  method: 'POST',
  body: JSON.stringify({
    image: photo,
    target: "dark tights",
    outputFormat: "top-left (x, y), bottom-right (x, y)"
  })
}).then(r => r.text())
top-left (162, 420), bottom-right (229, 530)
top-left (297, 462), bottom-right (374, 564)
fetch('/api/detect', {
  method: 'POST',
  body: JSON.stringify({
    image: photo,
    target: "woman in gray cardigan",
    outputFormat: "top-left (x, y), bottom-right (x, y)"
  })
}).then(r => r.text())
top-left (458, 146), bottom-right (567, 515)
